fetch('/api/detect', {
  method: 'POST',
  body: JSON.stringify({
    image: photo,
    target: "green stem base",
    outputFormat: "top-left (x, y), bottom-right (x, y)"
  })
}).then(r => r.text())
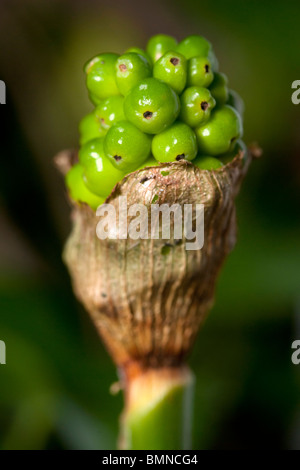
top-left (119, 365), bottom-right (195, 450)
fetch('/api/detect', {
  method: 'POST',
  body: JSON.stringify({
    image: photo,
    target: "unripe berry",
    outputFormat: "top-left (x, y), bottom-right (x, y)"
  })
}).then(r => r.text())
top-left (152, 122), bottom-right (198, 162)
top-left (195, 105), bottom-right (243, 156)
top-left (85, 53), bottom-right (119, 100)
top-left (146, 34), bottom-right (177, 63)
top-left (153, 51), bottom-right (187, 94)
top-left (116, 53), bottom-right (152, 96)
top-left (180, 86), bottom-right (216, 128)
top-left (124, 78), bottom-right (180, 134)
top-left (104, 120), bottom-right (152, 172)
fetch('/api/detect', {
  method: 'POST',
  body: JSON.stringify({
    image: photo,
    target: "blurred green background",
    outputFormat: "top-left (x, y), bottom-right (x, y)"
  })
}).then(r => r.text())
top-left (0, 0), bottom-right (300, 450)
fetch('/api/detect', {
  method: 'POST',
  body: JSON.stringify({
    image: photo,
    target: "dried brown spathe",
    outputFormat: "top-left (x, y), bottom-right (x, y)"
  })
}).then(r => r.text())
top-left (57, 149), bottom-right (251, 370)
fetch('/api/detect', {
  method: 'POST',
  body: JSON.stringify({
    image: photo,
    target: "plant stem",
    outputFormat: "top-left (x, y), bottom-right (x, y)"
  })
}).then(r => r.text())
top-left (119, 365), bottom-right (195, 450)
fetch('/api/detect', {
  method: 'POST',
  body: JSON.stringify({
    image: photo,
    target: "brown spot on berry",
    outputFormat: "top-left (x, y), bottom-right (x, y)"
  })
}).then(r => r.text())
top-left (201, 101), bottom-right (209, 111)
top-left (119, 64), bottom-right (127, 72)
top-left (170, 57), bottom-right (180, 66)
top-left (204, 64), bottom-right (210, 73)
top-left (100, 118), bottom-right (105, 126)
top-left (176, 154), bottom-right (185, 161)
top-left (143, 111), bottom-right (153, 119)
top-left (114, 155), bottom-right (122, 162)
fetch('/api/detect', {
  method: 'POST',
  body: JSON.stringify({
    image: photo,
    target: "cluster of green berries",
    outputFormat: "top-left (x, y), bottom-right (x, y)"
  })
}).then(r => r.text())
top-left (66, 34), bottom-right (245, 210)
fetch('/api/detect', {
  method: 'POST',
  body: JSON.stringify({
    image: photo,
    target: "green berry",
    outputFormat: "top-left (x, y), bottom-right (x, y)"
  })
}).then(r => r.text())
top-left (116, 53), bottom-right (152, 96)
top-left (79, 138), bottom-right (124, 197)
top-left (79, 111), bottom-right (107, 146)
top-left (152, 122), bottom-right (198, 163)
top-left (176, 35), bottom-right (218, 71)
top-left (193, 155), bottom-right (223, 170)
top-left (220, 139), bottom-right (248, 165)
top-left (65, 163), bottom-right (104, 210)
top-left (187, 56), bottom-right (214, 88)
top-left (176, 35), bottom-right (210, 59)
top-left (195, 105), bottom-right (243, 156)
top-left (104, 120), bottom-right (151, 171)
top-left (125, 47), bottom-right (152, 66)
top-left (153, 51), bottom-right (187, 94)
top-left (95, 95), bottom-right (125, 131)
top-left (85, 53), bottom-right (119, 100)
top-left (226, 89), bottom-right (244, 116)
top-left (180, 86), bottom-right (216, 128)
top-left (124, 78), bottom-right (180, 134)
top-left (146, 34), bottom-right (177, 63)
top-left (209, 72), bottom-right (229, 105)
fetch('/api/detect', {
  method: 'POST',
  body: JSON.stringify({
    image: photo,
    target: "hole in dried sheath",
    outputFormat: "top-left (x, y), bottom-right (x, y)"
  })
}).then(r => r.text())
top-left (119, 63), bottom-right (127, 72)
top-left (201, 101), bottom-right (209, 111)
top-left (143, 111), bottom-right (153, 119)
top-left (161, 245), bottom-right (170, 256)
top-left (101, 292), bottom-right (107, 298)
top-left (176, 154), bottom-right (185, 161)
top-left (204, 64), bottom-right (210, 73)
top-left (161, 243), bottom-right (173, 256)
top-left (140, 176), bottom-right (149, 184)
top-left (170, 57), bottom-right (179, 66)
top-left (140, 174), bottom-right (156, 184)
top-left (113, 155), bottom-right (122, 162)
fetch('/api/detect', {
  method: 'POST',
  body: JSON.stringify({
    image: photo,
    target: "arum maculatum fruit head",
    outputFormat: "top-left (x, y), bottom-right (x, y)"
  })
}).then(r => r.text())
top-left (75, 33), bottom-right (247, 207)
top-left (58, 32), bottom-right (257, 399)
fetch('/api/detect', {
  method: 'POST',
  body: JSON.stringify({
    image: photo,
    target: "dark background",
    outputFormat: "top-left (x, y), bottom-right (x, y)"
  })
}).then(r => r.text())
top-left (0, 0), bottom-right (300, 449)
